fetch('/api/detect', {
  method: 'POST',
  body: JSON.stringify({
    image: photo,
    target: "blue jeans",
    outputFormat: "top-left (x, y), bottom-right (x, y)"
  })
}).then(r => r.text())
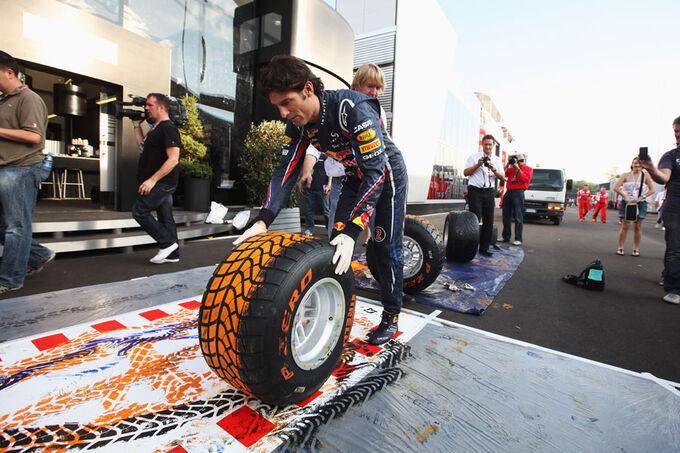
top-left (132, 183), bottom-right (178, 250)
top-left (304, 189), bottom-right (329, 232)
top-left (502, 189), bottom-right (525, 242)
top-left (0, 162), bottom-right (52, 288)
top-left (663, 210), bottom-right (680, 294)
top-left (327, 176), bottom-right (343, 233)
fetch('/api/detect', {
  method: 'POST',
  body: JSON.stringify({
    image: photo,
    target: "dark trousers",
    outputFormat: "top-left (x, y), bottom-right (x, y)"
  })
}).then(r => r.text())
top-left (663, 210), bottom-right (680, 294)
top-left (132, 183), bottom-right (178, 251)
top-left (467, 186), bottom-right (495, 251)
top-left (502, 189), bottom-right (525, 241)
top-left (335, 159), bottom-right (408, 316)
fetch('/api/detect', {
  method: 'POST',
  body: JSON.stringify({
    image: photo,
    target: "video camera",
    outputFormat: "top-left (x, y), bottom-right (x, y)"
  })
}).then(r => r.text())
top-left (114, 94), bottom-right (187, 127)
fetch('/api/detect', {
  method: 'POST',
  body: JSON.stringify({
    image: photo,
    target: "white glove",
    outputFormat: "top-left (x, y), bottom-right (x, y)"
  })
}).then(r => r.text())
top-left (329, 233), bottom-right (355, 275)
top-left (233, 221), bottom-right (267, 245)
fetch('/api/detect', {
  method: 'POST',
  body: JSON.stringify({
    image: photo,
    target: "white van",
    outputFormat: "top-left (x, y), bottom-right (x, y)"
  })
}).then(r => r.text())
top-left (523, 168), bottom-right (573, 225)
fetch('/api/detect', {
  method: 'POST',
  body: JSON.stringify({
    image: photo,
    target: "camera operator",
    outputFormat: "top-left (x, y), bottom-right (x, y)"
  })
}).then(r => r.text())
top-left (464, 134), bottom-right (505, 256)
top-left (131, 93), bottom-right (181, 264)
top-left (501, 154), bottom-right (533, 246)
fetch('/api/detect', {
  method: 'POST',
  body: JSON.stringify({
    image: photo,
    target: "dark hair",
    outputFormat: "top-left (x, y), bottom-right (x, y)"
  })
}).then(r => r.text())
top-left (673, 116), bottom-right (680, 126)
top-left (147, 93), bottom-right (170, 111)
top-left (0, 51), bottom-right (20, 76)
top-left (482, 134), bottom-right (496, 143)
top-left (259, 55), bottom-right (324, 98)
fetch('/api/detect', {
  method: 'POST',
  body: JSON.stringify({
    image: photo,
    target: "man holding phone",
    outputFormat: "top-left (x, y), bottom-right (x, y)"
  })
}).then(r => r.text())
top-left (639, 116), bottom-right (680, 304)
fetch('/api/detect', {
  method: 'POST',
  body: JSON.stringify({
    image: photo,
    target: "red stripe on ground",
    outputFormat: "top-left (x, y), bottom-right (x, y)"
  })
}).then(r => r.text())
top-left (179, 300), bottom-right (201, 310)
top-left (393, 330), bottom-right (403, 339)
top-left (297, 391), bottom-right (322, 407)
top-left (139, 309), bottom-right (169, 321)
top-left (31, 333), bottom-right (69, 351)
top-left (166, 446), bottom-right (187, 453)
top-left (217, 406), bottom-right (276, 448)
top-left (91, 320), bottom-right (127, 333)
top-left (349, 338), bottom-right (382, 357)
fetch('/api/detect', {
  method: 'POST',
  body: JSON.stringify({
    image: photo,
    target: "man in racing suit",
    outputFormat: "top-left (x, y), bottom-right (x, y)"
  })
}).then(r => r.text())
top-left (592, 187), bottom-right (608, 223)
top-left (577, 185), bottom-right (592, 222)
top-left (234, 55), bottom-right (408, 345)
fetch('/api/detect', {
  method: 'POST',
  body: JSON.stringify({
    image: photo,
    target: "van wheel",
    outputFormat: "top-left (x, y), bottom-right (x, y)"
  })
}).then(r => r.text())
top-left (199, 232), bottom-right (356, 406)
top-left (366, 215), bottom-right (445, 294)
top-left (443, 211), bottom-right (480, 262)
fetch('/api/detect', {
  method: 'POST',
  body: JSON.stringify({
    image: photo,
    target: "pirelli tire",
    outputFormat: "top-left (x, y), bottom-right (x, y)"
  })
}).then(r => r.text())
top-left (443, 210), bottom-right (480, 262)
top-left (366, 214), bottom-right (445, 294)
top-left (199, 232), bottom-right (356, 406)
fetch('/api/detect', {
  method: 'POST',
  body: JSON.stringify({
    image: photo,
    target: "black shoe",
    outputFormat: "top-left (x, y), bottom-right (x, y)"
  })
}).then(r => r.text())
top-left (479, 249), bottom-right (493, 257)
top-left (367, 312), bottom-right (399, 345)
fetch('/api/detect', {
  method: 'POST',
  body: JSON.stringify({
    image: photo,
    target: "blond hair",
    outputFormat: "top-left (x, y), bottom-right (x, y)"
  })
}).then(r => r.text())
top-left (350, 63), bottom-right (385, 93)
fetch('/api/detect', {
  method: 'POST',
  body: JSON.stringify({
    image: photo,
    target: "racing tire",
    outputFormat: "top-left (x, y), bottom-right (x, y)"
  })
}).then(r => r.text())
top-left (443, 210), bottom-right (480, 262)
top-left (366, 214), bottom-right (445, 294)
top-left (199, 232), bottom-right (356, 406)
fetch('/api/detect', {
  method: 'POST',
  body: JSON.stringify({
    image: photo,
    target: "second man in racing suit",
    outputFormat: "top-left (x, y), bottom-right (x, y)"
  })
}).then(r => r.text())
top-left (234, 55), bottom-right (408, 345)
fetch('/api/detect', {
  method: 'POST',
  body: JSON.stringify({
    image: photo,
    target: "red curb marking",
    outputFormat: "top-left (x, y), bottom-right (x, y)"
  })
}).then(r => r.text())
top-left (332, 361), bottom-right (357, 378)
top-left (31, 333), bottom-right (70, 351)
top-left (393, 330), bottom-right (403, 339)
top-left (167, 446), bottom-right (187, 453)
top-left (217, 406), bottom-right (276, 448)
top-left (297, 391), bottom-right (322, 407)
top-left (179, 300), bottom-right (201, 310)
top-left (349, 338), bottom-right (382, 357)
top-left (139, 309), bottom-right (169, 321)
top-left (91, 320), bottom-right (127, 333)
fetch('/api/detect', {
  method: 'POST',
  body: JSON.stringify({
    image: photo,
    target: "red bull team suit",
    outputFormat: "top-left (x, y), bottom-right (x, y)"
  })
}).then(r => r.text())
top-left (255, 89), bottom-right (409, 316)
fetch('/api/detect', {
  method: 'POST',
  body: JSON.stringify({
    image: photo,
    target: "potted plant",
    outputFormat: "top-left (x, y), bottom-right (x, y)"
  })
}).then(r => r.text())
top-left (240, 120), bottom-right (300, 232)
top-left (178, 94), bottom-right (212, 211)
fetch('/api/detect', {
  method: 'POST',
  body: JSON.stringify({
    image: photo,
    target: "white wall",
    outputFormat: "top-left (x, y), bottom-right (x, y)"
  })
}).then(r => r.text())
top-left (392, 0), bottom-right (460, 201)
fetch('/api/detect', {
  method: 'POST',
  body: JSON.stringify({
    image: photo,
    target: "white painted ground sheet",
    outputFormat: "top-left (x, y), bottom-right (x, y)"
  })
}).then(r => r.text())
top-left (1, 296), bottom-right (678, 452)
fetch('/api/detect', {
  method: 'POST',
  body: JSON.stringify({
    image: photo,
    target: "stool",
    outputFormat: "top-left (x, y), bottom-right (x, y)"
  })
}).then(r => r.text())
top-left (40, 170), bottom-right (61, 198)
top-left (61, 168), bottom-right (85, 198)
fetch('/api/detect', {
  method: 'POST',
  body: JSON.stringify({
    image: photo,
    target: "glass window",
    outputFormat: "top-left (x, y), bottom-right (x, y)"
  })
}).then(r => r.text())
top-left (261, 12), bottom-right (282, 48)
top-left (238, 17), bottom-right (259, 54)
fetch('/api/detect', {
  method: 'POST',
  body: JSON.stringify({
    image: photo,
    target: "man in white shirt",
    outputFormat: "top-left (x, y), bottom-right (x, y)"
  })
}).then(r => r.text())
top-left (463, 134), bottom-right (505, 256)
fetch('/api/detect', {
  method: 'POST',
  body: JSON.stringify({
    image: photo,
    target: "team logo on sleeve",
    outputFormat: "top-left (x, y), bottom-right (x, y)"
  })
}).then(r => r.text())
top-left (357, 129), bottom-right (376, 142)
top-left (338, 99), bottom-right (355, 134)
top-left (283, 135), bottom-right (292, 144)
top-left (359, 138), bottom-right (382, 154)
top-left (334, 221), bottom-right (346, 231)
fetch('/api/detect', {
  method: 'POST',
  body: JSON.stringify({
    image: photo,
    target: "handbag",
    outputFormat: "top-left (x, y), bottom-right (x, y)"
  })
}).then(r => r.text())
top-left (623, 170), bottom-right (645, 222)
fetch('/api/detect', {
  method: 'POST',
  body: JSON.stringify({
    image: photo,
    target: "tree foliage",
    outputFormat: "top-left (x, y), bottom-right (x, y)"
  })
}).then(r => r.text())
top-left (178, 95), bottom-right (212, 179)
top-left (240, 120), bottom-right (298, 208)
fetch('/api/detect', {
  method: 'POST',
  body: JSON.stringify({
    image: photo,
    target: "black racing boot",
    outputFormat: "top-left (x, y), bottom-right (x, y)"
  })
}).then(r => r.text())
top-left (367, 312), bottom-right (399, 345)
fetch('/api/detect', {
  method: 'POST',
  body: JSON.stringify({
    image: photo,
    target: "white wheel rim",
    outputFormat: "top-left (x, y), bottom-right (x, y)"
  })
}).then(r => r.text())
top-left (291, 277), bottom-right (346, 370)
top-left (402, 234), bottom-right (424, 279)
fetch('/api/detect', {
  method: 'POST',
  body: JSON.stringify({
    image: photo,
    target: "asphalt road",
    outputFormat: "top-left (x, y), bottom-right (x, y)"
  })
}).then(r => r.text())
top-left (3, 205), bottom-right (678, 382)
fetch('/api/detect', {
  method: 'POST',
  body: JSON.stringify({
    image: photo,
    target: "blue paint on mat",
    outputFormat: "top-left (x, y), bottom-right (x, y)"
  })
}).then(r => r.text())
top-left (352, 244), bottom-right (524, 315)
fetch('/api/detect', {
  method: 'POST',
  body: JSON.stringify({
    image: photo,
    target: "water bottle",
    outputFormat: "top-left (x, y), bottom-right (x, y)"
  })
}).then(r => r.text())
top-left (40, 152), bottom-right (53, 182)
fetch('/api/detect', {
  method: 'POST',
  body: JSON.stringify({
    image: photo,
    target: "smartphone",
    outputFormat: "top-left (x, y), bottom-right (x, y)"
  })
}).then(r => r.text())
top-left (639, 147), bottom-right (649, 161)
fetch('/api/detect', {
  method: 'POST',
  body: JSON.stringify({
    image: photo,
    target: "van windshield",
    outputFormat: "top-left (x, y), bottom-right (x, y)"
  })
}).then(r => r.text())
top-left (528, 169), bottom-right (564, 191)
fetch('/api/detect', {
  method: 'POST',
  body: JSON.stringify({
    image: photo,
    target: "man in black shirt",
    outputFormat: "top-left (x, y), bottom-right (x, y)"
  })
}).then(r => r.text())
top-left (131, 93), bottom-right (181, 264)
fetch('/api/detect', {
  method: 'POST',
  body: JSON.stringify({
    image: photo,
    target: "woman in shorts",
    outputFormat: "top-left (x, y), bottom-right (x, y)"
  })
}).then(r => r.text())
top-left (613, 156), bottom-right (656, 256)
